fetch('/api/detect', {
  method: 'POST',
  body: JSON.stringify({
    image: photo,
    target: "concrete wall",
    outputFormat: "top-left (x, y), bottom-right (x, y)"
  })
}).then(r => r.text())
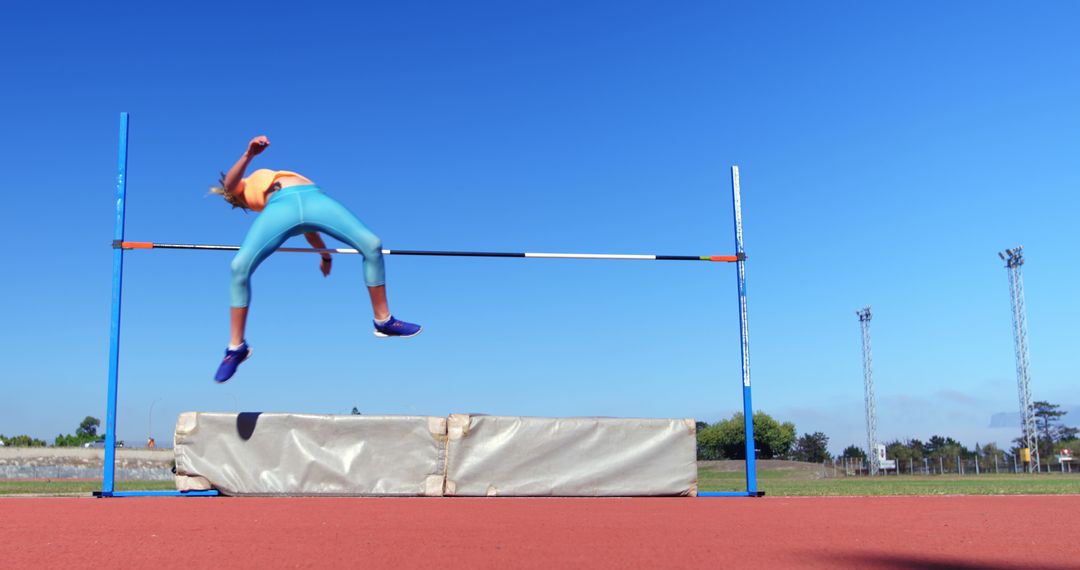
top-left (0, 448), bottom-right (174, 480)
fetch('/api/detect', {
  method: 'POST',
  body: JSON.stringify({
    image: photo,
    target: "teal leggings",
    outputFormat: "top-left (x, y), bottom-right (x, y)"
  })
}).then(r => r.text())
top-left (230, 185), bottom-right (384, 308)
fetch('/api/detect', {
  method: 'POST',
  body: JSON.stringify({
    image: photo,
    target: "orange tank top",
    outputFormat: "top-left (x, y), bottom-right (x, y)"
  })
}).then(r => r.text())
top-left (241, 169), bottom-right (309, 211)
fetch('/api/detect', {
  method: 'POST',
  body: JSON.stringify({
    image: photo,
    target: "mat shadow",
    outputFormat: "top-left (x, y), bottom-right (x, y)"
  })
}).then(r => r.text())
top-left (236, 412), bottom-right (262, 441)
top-left (823, 552), bottom-right (1073, 570)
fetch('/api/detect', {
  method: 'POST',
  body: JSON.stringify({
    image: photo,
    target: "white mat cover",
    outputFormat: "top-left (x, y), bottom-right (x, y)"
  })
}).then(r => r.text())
top-left (174, 412), bottom-right (447, 496)
top-left (443, 415), bottom-right (698, 497)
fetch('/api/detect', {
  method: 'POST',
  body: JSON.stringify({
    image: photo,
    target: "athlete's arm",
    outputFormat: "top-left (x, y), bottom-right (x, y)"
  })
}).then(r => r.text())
top-left (222, 136), bottom-right (270, 195)
top-left (305, 232), bottom-right (333, 277)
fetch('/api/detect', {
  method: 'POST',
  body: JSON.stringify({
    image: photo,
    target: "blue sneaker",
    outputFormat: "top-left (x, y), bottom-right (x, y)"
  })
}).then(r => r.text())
top-left (373, 316), bottom-right (422, 338)
top-left (214, 342), bottom-right (251, 383)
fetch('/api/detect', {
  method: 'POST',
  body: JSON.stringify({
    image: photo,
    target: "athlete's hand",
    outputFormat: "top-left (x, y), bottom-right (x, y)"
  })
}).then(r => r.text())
top-left (246, 136), bottom-right (270, 157)
top-left (320, 256), bottom-right (332, 277)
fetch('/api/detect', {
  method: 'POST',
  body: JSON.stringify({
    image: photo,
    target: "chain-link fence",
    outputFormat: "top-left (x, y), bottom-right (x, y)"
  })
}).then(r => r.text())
top-left (820, 456), bottom-right (1077, 477)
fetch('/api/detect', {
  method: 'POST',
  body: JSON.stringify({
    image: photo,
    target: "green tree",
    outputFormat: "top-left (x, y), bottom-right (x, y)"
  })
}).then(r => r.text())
top-left (697, 421), bottom-right (735, 460)
top-left (925, 435), bottom-right (969, 472)
top-left (54, 433), bottom-right (94, 447)
top-left (790, 432), bottom-right (832, 463)
top-left (77, 416), bottom-right (101, 438)
top-left (979, 442), bottom-right (1006, 465)
top-left (697, 424), bottom-right (723, 460)
top-left (695, 421), bottom-right (717, 458)
top-left (55, 416), bottom-right (105, 447)
top-left (1033, 401), bottom-right (1065, 441)
top-left (1058, 425), bottom-right (1079, 442)
top-left (885, 439), bottom-right (923, 466)
top-left (925, 435), bottom-right (964, 455)
top-left (841, 445), bottom-right (866, 459)
top-left (1030, 401), bottom-right (1076, 460)
top-left (0, 434), bottom-right (47, 447)
top-left (1054, 439), bottom-right (1078, 461)
top-left (1033, 402), bottom-right (1077, 443)
top-left (696, 411), bottom-right (796, 460)
top-left (751, 412), bottom-right (797, 458)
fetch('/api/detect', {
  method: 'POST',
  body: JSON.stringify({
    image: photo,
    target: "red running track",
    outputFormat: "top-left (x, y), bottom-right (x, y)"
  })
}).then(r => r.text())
top-left (2, 496), bottom-right (1078, 569)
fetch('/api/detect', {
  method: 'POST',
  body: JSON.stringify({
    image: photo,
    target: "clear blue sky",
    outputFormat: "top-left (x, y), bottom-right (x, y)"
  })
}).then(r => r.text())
top-left (2, 2), bottom-right (1077, 454)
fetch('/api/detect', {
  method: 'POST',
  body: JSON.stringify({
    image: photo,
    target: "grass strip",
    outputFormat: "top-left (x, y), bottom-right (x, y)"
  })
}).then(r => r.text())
top-left (699, 468), bottom-right (1080, 496)
top-left (0, 480), bottom-right (176, 496)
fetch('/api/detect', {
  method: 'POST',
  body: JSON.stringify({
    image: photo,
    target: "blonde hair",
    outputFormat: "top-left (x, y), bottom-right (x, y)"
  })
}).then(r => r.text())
top-left (209, 172), bottom-right (249, 211)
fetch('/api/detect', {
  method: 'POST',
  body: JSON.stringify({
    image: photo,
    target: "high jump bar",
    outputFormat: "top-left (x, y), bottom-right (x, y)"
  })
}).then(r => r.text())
top-left (114, 241), bottom-right (743, 263)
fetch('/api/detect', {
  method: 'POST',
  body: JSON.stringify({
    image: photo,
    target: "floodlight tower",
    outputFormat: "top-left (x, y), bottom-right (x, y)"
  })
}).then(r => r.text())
top-left (856, 306), bottom-right (879, 476)
top-left (998, 246), bottom-right (1039, 473)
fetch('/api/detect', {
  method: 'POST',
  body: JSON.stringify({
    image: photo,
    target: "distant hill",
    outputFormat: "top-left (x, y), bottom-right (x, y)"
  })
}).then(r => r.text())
top-left (989, 406), bottom-right (1080, 428)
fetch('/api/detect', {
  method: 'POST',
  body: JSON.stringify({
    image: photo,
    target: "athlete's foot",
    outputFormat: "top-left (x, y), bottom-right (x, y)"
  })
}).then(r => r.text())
top-left (373, 316), bottom-right (422, 338)
top-left (214, 342), bottom-right (251, 383)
